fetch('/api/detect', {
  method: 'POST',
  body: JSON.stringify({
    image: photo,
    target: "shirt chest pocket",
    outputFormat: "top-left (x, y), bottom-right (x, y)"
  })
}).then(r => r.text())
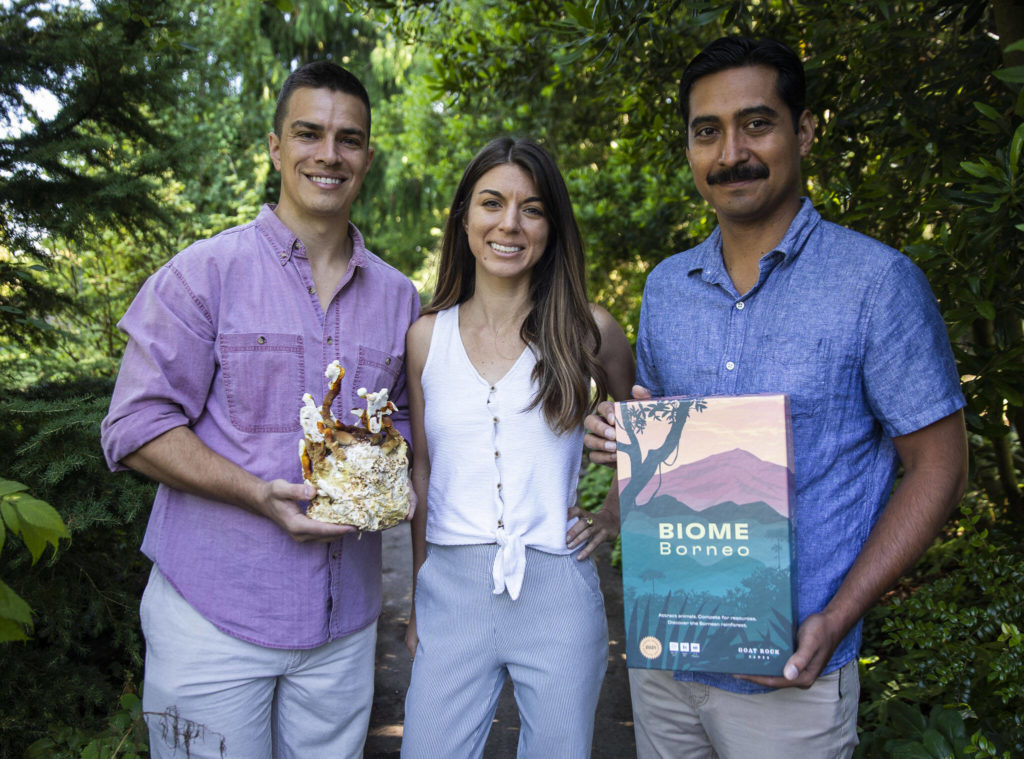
top-left (352, 344), bottom-right (403, 398)
top-left (756, 336), bottom-right (829, 419)
top-left (219, 333), bottom-right (305, 433)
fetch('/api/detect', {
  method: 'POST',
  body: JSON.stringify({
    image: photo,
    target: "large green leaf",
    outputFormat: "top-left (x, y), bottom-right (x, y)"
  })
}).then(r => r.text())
top-left (920, 727), bottom-right (955, 759)
top-left (931, 707), bottom-right (968, 749)
top-left (0, 479), bottom-right (27, 498)
top-left (0, 578), bottom-right (32, 642)
top-left (0, 618), bottom-right (30, 643)
top-left (1010, 123), bottom-right (1023, 171)
top-left (974, 301), bottom-right (997, 320)
top-left (0, 498), bottom-right (20, 537)
top-left (960, 160), bottom-right (1001, 180)
top-left (3, 493), bottom-right (68, 564)
top-left (993, 66), bottom-right (1024, 84)
top-left (889, 699), bottom-right (929, 736)
top-left (887, 740), bottom-right (937, 759)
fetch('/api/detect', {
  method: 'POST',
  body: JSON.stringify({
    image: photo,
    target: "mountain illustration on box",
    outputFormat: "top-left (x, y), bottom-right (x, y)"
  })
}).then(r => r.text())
top-left (613, 395), bottom-right (796, 675)
top-left (622, 447), bottom-right (791, 519)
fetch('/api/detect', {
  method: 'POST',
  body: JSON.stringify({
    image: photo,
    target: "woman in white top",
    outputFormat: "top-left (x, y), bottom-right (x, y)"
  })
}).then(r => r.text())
top-left (401, 137), bottom-right (634, 759)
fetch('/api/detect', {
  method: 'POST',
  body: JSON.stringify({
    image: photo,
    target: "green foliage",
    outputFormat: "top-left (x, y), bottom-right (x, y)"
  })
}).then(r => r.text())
top-left (0, 0), bottom-right (196, 248)
top-left (2, 0), bottom-right (1023, 751)
top-left (25, 692), bottom-right (149, 759)
top-left (0, 0), bottom-right (468, 387)
top-left (0, 0), bottom-right (282, 387)
top-left (857, 500), bottom-right (1024, 755)
top-left (377, 0), bottom-right (1024, 520)
top-left (0, 0), bottom-right (199, 361)
top-left (363, 0), bottom-right (706, 316)
top-left (0, 378), bottom-right (155, 754)
top-left (912, 69), bottom-right (1024, 516)
top-left (0, 478), bottom-right (69, 641)
top-left (578, 460), bottom-right (615, 513)
top-left (854, 700), bottom-right (1013, 759)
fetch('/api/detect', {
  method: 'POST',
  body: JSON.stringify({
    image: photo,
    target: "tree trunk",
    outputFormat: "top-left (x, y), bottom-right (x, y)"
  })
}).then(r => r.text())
top-left (972, 317), bottom-right (1023, 518)
top-left (992, 0), bottom-right (1024, 67)
top-left (619, 402), bottom-right (693, 510)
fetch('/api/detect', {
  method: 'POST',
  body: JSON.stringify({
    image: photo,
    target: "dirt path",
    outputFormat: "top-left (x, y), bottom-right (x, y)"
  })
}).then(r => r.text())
top-left (364, 523), bottom-right (637, 758)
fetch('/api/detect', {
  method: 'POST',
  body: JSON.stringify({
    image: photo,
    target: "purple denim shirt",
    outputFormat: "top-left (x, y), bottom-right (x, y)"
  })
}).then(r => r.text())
top-left (101, 205), bottom-right (420, 648)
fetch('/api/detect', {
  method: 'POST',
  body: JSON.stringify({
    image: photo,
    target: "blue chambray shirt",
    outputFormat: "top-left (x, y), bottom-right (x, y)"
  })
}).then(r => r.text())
top-left (636, 198), bottom-right (965, 693)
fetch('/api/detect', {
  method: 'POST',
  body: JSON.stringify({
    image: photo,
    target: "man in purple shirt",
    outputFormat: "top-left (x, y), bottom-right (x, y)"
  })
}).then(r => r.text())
top-left (584, 37), bottom-right (968, 757)
top-left (101, 62), bottom-right (419, 758)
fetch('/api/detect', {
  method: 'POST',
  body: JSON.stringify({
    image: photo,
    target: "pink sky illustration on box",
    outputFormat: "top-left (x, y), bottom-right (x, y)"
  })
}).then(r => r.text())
top-left (616, 396), bottom-right (793, 518)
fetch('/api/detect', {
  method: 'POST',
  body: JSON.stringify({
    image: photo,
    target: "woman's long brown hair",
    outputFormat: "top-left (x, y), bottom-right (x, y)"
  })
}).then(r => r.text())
top-left (424, 136), bottom-right (608, 433)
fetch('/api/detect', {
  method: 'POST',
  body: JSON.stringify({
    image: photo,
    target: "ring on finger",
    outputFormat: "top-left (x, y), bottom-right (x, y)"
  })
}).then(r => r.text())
top-left (585, 517), bottom-right (594, 527)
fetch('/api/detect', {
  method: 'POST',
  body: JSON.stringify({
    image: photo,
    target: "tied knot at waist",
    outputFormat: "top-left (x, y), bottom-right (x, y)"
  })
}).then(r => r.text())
top-left (492, 525), bottom-right (525, 601)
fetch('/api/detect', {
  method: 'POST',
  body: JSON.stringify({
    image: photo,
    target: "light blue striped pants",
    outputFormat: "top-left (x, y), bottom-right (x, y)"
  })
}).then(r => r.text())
top-left (402, 543), bottom-right (608, 759)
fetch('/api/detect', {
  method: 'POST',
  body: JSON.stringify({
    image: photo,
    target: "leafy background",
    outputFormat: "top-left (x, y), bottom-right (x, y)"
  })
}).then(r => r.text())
top-left (1, 0), bottom-right (1022, 756)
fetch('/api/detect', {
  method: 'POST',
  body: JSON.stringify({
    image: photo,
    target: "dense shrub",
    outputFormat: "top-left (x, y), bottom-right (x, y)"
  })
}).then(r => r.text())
top-left (856, 498), bottom-right (1024, 756)
top-left (23, 693), bottom-right (149, 759)
top-left (0, 378), bottom-right (155, 755)
top-left (854, 700), bottom-right (1013, 759)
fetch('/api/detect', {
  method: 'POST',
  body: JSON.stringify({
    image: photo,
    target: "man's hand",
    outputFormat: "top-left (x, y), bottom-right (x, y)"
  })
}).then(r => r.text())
top-left (584, 385), bottom-right (652, 466)
top-left (583, 400), bottom-right (618, 466)
top-left (738, 611), bottom-right (843, 689)
top-left (405, 478), bottom-right (418, 521)
top-left (259, 479), bottom-right (357, 542)
top-left (739, 410), bottom-right (967, 691)
top-left (124, 427), bottom-right (357, 541)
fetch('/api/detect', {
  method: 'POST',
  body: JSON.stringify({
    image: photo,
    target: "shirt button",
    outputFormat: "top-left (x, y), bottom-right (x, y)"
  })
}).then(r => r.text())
top-left (497, 483), bottom-right (502, 490)
top-left (490, 386), bottom-right (496, 391)
top-left (492, 416), bottom-right (498, 424)
top-left (726, 361), bottom-right (735, 371)
top-left (257, 336), bottom-right (266, 344)
top-left (307, 286), bottom-right (315, 295)
top-left (331, 551), bottom-right (339, 559)
top-left (326, 337), bottom-right (333, 345)
top-left (494, 451), bottom-right (500, 458)
top-left (736, 301), bottom-right (745, 310)
top-left (385, 357), bottom-right (392, 365)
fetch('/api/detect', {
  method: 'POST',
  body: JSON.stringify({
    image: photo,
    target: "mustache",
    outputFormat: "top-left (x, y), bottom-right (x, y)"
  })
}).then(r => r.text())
top-left (706, 165), bottom-right (770, 185)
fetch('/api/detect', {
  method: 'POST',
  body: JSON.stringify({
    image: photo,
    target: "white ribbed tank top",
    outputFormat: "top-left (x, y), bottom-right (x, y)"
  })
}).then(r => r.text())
top-left (422, 305), bottom-right (584, 599)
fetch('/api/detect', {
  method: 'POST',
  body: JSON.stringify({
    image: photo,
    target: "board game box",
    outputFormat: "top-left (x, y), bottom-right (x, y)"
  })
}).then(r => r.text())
top-left (614, 394), bottom-right (796, 675)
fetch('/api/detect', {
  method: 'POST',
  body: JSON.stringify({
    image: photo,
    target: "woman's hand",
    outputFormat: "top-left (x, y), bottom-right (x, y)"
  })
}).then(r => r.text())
top-left (566, 497), bottom-right (620, 561)
top-left (405, 609), bottom-right (418, 660)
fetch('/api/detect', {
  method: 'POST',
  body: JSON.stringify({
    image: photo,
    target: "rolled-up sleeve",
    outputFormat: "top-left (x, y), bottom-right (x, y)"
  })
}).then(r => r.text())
top-left (862, 256), bottom-right (965, 438)
top-left (100, 262), bottom-right (218, 470)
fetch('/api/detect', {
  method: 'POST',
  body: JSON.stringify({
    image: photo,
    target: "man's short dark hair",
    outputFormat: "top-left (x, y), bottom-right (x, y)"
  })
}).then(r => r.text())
top-left (273, 61), bottom-right (371, 137)
top-left (679, 36), bottom-right (806, 134)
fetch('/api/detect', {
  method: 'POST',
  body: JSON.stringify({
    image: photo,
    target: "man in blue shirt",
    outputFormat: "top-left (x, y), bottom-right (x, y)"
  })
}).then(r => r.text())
top-left (584, 36), bottom-right (968, 758)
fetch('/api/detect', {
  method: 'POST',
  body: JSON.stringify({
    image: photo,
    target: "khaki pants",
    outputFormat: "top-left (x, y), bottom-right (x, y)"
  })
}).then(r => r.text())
top-left (141, 566), bottom-right (376, 759)
top-left (629, 660), bottom-right (859, 759)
